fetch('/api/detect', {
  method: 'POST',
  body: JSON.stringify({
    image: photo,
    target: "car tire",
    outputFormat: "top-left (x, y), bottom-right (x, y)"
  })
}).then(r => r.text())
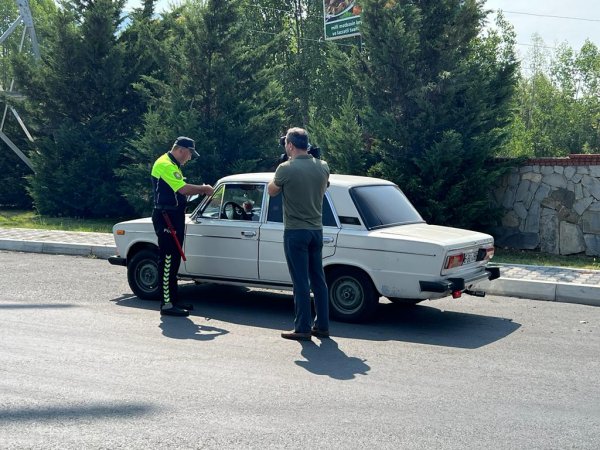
top-left (387, 297), bottom-right (423, 306)
top-left (127, 248), bottom-right (161, 300)
top-left (327, 267), bottom-right (378, 323)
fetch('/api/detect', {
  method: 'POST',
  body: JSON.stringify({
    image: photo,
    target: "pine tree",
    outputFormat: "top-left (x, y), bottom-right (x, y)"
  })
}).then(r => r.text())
top-left (118, 0), bottom-right (286, 215)
top-left (13, 0), bottom-right (141, 217)
top-left (357, 0), bottom-right (518, 229)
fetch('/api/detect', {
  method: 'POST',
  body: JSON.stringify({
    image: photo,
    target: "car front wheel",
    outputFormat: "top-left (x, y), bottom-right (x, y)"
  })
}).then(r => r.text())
top-left (326, 267), bottom-right (378, 323)
top-left (127, 248), bottom-right (161, 300)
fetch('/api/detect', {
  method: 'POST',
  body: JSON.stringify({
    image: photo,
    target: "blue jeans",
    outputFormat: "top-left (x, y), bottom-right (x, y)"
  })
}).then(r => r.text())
top-left (283, 229), bottom-right (329, 333)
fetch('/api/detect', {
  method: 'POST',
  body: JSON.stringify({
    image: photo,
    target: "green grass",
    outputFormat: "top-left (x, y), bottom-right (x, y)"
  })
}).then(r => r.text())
top-left (1, 209), bottom-right (599, 270)
top-left (0, 210), bottom-right (119, 233)
top-left (494, 248), bottom-right (600, 270)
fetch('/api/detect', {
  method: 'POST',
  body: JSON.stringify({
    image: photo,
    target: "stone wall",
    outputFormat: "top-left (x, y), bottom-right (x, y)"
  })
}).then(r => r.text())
top-left (492, 154), bottom-right (600, 256)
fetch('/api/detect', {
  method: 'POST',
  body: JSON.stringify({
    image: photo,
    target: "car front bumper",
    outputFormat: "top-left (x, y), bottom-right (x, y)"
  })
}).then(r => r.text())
top-left (108, 255), bottom-right (126, 267)
top-left (419, 266), bottom-right (500, 294)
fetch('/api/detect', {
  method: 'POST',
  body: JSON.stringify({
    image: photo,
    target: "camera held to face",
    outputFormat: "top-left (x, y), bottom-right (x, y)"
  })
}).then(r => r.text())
top-left (278, 136), bottom-right (321, 164)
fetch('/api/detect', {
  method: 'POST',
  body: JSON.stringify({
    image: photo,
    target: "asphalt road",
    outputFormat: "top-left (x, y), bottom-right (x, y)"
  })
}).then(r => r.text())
top-left (1, 251), bottom-right (599, 449)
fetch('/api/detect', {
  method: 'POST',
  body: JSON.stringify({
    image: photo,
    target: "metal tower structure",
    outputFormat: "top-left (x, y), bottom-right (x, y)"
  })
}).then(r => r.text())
top-left (0, 0), bottom-right (40, 171)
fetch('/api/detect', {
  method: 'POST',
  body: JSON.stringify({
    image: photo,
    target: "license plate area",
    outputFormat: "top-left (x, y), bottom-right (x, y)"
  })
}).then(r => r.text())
top-left (463, 250), bottom-right (478, 265)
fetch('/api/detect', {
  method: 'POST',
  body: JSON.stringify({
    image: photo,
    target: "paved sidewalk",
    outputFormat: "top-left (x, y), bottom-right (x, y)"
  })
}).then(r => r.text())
top-left (0, 227), bottom-right (115, 259)
top-left (1, 227), bottom-right (598, 307)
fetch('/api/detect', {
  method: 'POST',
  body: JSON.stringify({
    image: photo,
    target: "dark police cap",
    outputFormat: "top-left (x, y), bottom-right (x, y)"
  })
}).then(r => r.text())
top-left (174, 136), bottom-right (200, 157)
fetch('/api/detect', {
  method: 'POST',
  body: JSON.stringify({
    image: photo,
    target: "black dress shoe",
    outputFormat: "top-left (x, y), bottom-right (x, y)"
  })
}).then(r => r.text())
top-left (310, 327), bottom-right (330, 338)
top-left (281, 331), bottom-right (312, 341)
top-left (160, 305), bottom-right (189, 317)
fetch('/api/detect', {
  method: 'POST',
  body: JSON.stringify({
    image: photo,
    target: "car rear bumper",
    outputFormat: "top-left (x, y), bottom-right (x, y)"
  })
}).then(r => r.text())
top-left (419, 266), bottom-right (500, 294)
top-left (108, 256), bottom-right (126, 266)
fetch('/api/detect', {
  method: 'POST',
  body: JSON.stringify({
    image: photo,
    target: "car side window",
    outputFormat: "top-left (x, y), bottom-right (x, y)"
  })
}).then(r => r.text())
top-left (267, 194), bottom-right (337, 227)
top-left (322, 197), bottom-right (337, 227)
top-left (267, 193), bottom-right (283, 223)
top-left (202, 183), bottom-right (264, 221)
top-left (201, 184), bottom-right (225, 219)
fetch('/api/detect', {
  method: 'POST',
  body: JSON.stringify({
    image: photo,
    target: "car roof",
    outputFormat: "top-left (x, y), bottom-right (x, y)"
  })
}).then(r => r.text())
top-left (217, 172), bottom-right (397, 188)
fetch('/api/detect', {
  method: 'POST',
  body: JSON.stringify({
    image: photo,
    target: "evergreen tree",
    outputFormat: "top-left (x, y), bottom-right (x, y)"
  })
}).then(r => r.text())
top-left (0, 0), bottom-right (56, 208)
top-left (13, 0), bottom-right (143, 217)
top-left (311, 92), bottom-right (368, 174)
top-left (356, 0), bottom-right (518, 229)
top-left (118, 0), bottom-right (286, 215)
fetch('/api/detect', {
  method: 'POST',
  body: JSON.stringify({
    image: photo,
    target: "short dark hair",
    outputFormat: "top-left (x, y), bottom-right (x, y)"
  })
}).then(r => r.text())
top-left (286, 127), bottom-right (308, 150)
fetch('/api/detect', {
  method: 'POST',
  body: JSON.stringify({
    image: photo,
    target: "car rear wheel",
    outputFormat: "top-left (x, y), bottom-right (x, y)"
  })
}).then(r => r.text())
top-left (127, 248), bottom-right (160, 300)
top-left (327, 267), bottom-right (378, 323)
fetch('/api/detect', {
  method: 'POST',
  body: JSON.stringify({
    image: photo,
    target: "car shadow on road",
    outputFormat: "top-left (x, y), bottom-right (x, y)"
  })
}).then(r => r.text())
top-left (112, 283), bottom-right (521, 349)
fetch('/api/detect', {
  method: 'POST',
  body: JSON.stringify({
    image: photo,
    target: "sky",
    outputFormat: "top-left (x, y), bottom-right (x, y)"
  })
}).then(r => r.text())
top-left (485, 0), bottom-right (600, 52)
top-left (126, 0), bottom-right (600, 54)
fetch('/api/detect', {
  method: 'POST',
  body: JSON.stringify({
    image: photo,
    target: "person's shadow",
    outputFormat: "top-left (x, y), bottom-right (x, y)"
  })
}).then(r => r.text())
top-left (159, 316), bottom-right (229, 341)
top-left (294, 338), bottom-right (370, 380)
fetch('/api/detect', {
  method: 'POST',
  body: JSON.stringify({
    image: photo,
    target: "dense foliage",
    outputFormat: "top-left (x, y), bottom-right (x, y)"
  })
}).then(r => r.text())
top-left (502, 35), bottom-right (600, 157)
top-left (4, 0), bottom-right (591, 231)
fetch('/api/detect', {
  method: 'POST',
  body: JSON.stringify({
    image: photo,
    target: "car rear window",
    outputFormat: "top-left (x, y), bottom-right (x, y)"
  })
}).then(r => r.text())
top-left (350, 185), bottom-right (424, 230)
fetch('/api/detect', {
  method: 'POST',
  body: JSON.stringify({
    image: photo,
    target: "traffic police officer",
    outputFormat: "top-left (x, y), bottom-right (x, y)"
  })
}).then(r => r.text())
top-left (151, 136), bottom-right (214, 317)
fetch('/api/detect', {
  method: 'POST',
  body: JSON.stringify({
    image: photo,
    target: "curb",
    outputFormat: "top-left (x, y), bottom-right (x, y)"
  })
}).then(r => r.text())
top-left (483, 278), bottom-right (600, 307)
top-left (0, 239), bottom-right (115, 260)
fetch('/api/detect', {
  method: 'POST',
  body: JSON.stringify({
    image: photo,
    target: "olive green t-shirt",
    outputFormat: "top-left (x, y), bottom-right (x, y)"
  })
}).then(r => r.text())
top-left (273, 155), bottom-right (330, 230)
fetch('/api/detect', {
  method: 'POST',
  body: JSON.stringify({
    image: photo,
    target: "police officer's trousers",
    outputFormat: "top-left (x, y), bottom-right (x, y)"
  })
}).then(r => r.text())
top-left (152, 209), bottom-right (185, 308)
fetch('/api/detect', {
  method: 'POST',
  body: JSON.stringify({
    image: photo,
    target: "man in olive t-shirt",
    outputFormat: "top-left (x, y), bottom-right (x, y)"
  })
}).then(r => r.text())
top-left (268, 127), bottom-right (330, 341)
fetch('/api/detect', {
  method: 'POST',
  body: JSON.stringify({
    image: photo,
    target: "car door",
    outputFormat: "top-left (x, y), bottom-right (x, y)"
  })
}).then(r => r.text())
top-left (183, 183), bottom-right (265, 281)
top-left (258, 192), bottom-right (340, 283)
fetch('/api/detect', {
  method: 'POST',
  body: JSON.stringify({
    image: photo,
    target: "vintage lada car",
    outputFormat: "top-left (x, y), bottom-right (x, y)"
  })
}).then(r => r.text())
top-left (109, 173), bottom-right (499, 322)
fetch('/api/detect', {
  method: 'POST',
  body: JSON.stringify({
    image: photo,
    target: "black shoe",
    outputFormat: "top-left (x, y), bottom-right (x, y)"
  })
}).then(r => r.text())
top-left (175, 303), bottom-right (194, 311)
top-left (160, 305), bottom-right (189, 317)
top-left (281, 331), bottom-right (312, 341)
top-left (311, 327), bottom-right (330, 338)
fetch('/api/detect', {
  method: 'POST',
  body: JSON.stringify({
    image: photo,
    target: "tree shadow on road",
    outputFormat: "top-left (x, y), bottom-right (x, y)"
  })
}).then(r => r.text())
top-left (0, 402), bottom-right (152, 423)
top-left (295, 338), bottom-right (370, 380)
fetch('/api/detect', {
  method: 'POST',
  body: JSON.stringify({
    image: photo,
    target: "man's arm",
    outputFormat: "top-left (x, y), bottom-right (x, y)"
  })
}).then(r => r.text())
top-left (267, 180), bottom-right (281, 197)
top-left (178, 183), bottom-right (214, 196)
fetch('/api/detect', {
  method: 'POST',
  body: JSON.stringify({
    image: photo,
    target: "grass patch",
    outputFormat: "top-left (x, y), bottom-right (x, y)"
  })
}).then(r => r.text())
top-left (0, 210), bottom-right (119, 233)
top-left (494, 248), bottom-right (600, 270)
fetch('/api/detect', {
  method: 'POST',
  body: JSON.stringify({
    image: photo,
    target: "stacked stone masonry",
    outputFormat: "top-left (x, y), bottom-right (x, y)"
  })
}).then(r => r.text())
top-left (493, 154), bottom-right (600, 256)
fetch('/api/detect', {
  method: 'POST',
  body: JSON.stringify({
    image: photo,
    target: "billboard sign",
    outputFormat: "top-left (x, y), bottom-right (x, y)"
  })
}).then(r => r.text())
top-left (323, 1), bottom-right (362, 40)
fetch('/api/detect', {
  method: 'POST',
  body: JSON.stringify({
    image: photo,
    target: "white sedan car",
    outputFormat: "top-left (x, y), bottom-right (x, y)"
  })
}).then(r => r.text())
top-left (109, 173), bottom-right (499, 322)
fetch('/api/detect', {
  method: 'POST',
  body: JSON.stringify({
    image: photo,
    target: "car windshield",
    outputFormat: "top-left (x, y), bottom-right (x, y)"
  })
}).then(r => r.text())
top-left (350, 185), bottom-right (424, 230)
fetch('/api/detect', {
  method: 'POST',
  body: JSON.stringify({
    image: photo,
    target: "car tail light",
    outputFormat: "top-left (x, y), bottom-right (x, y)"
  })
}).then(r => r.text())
top-left (477, 246), bottom-right (495, 261)
top-left (444, 253), bottom-right (464, 270)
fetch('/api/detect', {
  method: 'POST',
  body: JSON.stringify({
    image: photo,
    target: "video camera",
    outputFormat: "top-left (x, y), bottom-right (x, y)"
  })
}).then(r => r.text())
top-left (278, 135), bottom-right (321, 164)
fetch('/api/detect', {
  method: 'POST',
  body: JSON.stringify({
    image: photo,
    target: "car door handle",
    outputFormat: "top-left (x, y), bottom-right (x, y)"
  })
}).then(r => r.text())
top-left (323, 236), bottom-right (334, 244)
top-left (241, 231), bottom-right (256, 237)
